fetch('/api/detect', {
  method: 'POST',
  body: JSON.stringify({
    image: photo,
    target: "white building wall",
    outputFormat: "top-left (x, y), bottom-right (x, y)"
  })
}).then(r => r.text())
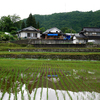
top-left (19, 32), bottom-right (41, 39)
top-left (31, 33), bottom-right (33, 37)
top-left (20, 32), bottom-right (27, 38)
top-left (37, 33), bottom-right (40, 38)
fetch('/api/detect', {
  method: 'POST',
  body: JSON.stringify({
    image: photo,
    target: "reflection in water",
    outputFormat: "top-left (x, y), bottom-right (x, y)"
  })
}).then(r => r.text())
top-left (0, 85), bottom-right (100, 100)
top-left (0, 68), bottom-right (100, 100)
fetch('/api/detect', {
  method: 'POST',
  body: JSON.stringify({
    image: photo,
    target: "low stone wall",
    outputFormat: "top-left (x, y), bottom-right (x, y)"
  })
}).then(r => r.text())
top-left (0, 54), bottom-right (100, 60)
top-left (9, 49), bottom-right (100, 52)
top-left (12, 39), bottom-right (73, 44)
top-left (33, 44), bottom-right (86, 47)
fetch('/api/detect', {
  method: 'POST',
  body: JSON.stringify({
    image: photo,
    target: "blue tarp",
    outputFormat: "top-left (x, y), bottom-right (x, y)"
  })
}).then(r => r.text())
top-left (48, 75), bottom-right (58, 77)
top-left (66, 36), bottom-right (71, 40)
top-left (64, 35), bottom-right (71, 40)
top-left (47, 34), bottom-right (58, 36)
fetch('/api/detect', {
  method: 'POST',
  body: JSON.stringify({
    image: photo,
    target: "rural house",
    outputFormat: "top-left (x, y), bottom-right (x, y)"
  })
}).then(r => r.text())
top-left (18, 26), bottom-right (41, 39)
top-left (41, 27), bottom-right (64, 39)
top-left (75, 27), bottom-right (100, 44)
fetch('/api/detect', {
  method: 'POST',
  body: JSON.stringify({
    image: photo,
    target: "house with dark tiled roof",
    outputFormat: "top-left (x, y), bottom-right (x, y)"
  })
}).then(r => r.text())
top-left (18, 26), bottom-right (41, 39)
top-left (75, 27), bottom-right (100, 44)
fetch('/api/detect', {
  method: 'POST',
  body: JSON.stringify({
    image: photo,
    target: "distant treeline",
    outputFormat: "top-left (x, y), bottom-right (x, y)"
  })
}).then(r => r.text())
top-left (16, 10), bottom-right (100, 33)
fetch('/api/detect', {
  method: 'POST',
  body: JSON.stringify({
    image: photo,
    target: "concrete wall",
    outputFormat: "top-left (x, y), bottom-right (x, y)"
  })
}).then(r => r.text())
top-left (12, 39), bottom-right (73, 44)
top-left (33, 44), bottom-right (86, 47)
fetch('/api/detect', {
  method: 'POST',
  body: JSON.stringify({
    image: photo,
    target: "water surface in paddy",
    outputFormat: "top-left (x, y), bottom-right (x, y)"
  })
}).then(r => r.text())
top-left (0, 69), bottom-right (100, 100)
top-left (0, 85), bottom-right (100, 100)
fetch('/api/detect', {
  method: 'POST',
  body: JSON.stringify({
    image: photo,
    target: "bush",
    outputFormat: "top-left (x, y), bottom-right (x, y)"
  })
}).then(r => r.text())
top-left (11, 30), bottom-right (17, 35)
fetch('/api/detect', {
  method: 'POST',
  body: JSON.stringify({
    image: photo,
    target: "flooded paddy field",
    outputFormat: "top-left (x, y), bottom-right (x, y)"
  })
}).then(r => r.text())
top-left (0, 59), bottom-right (100, 100)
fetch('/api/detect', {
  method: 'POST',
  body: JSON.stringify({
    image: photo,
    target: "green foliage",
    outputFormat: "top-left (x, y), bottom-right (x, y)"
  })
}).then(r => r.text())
top-left (2, 34), bottom-right (10, 41)
top-left (9, 14), bottom-right (20, 23)
top-left (0, 14), bottom-right (20, 32)
top-left (39, 27), bottom-right (46, 32)
top-left (21, 21), bottom-right (26, 29)
top-left (33, 10), bottom-right (100, 32)
top-left (10, 27), bottom-right (17, 31)
top-left (11, 30), bottom-right (17, 35)
top-left (36, 21), bottom-right (40, 29)
top-left (0, 33), bottom-right (10, 41)
top-left (26, 13), bottom-right (37, 27)
top-left (61, 27), bottom-right (76, 33)
top-left (0, 16), bottom-right (13, 32)
top-left (0, 32), bottom-right (15, 41)
top-left (0, 43), bottom-right (21, 47)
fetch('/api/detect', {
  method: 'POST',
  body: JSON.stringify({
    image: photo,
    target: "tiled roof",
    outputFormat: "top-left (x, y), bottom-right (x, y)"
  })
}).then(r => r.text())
top-left (18, 26), bottom-right (41, 33)
top-left (43, 27), bottom-right (62, 34)
top-left (22, 26), bottom-right (37, 31)
top-left (82, 27), bottom-right (100, 32)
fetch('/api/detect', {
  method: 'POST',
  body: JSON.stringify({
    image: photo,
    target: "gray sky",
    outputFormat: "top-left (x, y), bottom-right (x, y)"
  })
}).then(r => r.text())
top-left (0, 0), bottom-right (100, 19)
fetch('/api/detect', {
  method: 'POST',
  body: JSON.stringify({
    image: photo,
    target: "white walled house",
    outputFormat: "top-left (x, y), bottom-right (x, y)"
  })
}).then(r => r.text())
top-left (18, 26), bottom-right (41, 39)
top-left (75, 27), bottom-right (100, 44)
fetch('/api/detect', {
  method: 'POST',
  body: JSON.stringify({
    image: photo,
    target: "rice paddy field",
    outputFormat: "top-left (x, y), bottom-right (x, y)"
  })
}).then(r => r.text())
top-left (0, 59), bottom-right (100, 100)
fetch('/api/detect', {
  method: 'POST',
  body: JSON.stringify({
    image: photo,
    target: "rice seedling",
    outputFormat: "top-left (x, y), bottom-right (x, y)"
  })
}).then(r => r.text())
top-left (46, 66), bottom-right (49, 100)
top-left (40, 66), bottom-right (45, 100)
top-left (33, 67), bottom-right (43, 100)
top-left (0, 69), bottom-right (12, 100)
top-left (8, 68), bottom-right (15, 100)
top-left (49, 67), bottom-right (59, 100)
top-left (54, 67), bottom-right (66, 100)
top-left (57, 68), bottom-right (73, 100)
top-left (19, 69), bottom-right (24, 100)
top-left (0, 59), bottom-right (100, 100)
top-left (13, 68), bottom-right (18, 100)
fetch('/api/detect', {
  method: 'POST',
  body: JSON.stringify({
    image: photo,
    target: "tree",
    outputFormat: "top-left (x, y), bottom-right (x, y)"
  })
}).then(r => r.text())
top-left (61, 27), bottom-right (76, 33)
top-left (33, 16), bottom-right (36, 28)
top-left (26, 13), bottom-right (36, 27)
top-left (37, 21), bottom-right (40, 29)
top-left (0, 16), bottom-right (13, 32)
top-left (39, 27), bottom-right (45, 32)
top-left (9, 14), bottom-right (20, 23)
top-left (21, 21), bottom-right (26, 29)
top-left (11, 30), bottom-right (17, 35)
top-left (9, 14), bottom-right (21, 30)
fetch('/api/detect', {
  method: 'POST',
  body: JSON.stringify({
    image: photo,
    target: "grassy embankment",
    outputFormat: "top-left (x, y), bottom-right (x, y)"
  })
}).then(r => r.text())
top-left (0, 43), bottom-right (100, 60)
top-left (0, 43), bottom-right (100, 51)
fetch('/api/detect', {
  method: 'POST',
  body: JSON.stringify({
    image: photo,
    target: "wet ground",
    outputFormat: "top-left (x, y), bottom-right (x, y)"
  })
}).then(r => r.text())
top-left (0, 67), bottom-right (100, 100)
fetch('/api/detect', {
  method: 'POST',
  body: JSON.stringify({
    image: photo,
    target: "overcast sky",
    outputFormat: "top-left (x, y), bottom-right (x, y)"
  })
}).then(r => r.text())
top-left (0, 0), bottom-right (100, 19)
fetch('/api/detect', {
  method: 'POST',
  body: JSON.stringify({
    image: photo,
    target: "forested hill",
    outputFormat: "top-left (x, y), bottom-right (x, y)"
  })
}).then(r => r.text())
top-left (33, 10), bottom-right (100, 32)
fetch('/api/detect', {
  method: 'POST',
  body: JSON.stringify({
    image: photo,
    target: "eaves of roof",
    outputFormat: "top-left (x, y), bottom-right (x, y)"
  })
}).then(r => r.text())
top-left (82, 27), bottom-right (100, 32)
top-left (18, 30), bottom-right (41, 33)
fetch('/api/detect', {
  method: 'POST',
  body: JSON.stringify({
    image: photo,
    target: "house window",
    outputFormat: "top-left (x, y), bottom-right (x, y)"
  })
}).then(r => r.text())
top-left (35, 33), bottom-right (37, 37)
top-left (27, 33), bottom-right (30, 37)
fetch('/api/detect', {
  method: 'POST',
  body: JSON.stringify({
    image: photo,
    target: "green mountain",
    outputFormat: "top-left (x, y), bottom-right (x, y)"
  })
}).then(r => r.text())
top-left (21, 10), bottom-right (100, 32)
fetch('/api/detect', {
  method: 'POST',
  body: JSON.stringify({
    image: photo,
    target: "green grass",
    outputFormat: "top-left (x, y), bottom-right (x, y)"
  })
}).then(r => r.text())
top-left (0, 51), bottom-right (100, 55)
top-left (0, 43), bottom-right (100, 51)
